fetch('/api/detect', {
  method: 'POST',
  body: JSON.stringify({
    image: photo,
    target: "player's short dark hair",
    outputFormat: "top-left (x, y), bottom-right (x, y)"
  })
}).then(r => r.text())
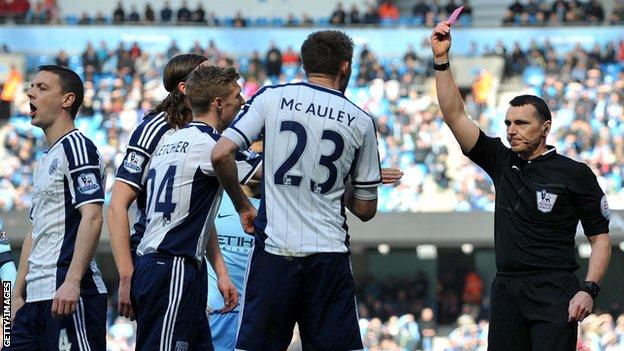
top-left (301, 30), bottom-right (354, 77)
top-left (185, 65), bottom-right (240, 116)
top-left (509, 95), bottom-right (552, 123)
top-left (38, 65), bottom-right (84, 118)
top-left (152, 53), bottom-right (207, 128)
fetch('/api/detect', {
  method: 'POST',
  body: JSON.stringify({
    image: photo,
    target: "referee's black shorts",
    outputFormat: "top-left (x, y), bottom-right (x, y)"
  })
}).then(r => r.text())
top-left (488, 271), bottom-right (579, 351)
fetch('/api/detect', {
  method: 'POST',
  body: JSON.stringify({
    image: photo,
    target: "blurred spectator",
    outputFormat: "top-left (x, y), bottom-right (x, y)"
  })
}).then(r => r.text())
top-left (282, 46), bottom-right (299, 67)
top-left (128, 5), bottom-right (139, 22)
top-left (160, 0), bottom-right (172, 22)
top-left (78, 12), bottom-right (89, 25)
top-left (508, 0), bottom-right (524, 17)
top-left (611, 0), bottom-right (624, 24)
top-left (285, 13), bottom-right (298, 27)
top-left (300, 12), bottom-right (314, 26)
top-left (177, 0), bottom-right (191, 22)
top-left (363, 3), bottom-right (380, 24)
top-left (112, 2), bottom-right (125, 23)
top-left (233, 10), bottom-right (247, 27)
top-left (419, 307), bottom-right (436, 351)
top-left (144, 3), bottom-right (155, 22)
top-left (349, 4), bottom-right (361, 25)
top-left (54, 49), bottom-right (69, 67)
top-left (585, 0), bottom-right (605, 23)
top-left (193, 3), bottom-right (205, 23)
top-left (445, 0), bottom-right (460, 14)
top-left (379, 0), bottom-right (400, 22)
top-left (82, 42), bottom-right (100, 72)
top-left (413, 0), bottom-right (432, 19)
top-left (166, 39), bottom-right (180, 58)
top-left (265, 42), bottom-right (282, 78)
top-left (462, 0), bottom-right (473, 20)
top-left (330, 2), bottom-right (346, 25)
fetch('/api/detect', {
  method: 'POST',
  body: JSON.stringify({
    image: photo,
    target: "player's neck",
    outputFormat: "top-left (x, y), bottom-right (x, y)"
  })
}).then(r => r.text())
top-left (307, 74), bottom-right (341, 92)
top-left (193, 114), bottom-right (223, 132)
top-left (44, 118), bottom-right (76, 147)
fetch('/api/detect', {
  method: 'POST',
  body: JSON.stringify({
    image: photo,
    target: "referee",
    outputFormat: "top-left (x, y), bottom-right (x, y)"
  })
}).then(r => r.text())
top-left (431, 22), bottom-right (611, 351)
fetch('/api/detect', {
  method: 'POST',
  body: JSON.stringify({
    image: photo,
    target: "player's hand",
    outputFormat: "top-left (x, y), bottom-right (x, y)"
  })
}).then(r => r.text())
top-left (117, 277), bottom-right (135, 320)
top-left (217, 275), bottom-right (239, 313)
top-left (10, 295), bottom-right (25, 323)
top-left (52, 280), bottom-right (81, 318)
top-left (239, 205), bottom-right (257, 234)
top-left (568, 291), bottom-right (593, 322)
top-left (431, 21), bottom-right (452, 59)
top-left (381, 168), bottom-right (404, 184)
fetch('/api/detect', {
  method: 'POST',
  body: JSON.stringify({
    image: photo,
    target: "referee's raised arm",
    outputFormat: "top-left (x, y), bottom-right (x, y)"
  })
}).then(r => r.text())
top-left (431, 21), bottom-right (480, 153)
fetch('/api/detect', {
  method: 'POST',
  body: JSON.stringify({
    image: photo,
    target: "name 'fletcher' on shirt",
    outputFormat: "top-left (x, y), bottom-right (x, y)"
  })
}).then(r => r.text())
top-left (154, 141), bottom-right (189, 157)
top-left (280, 98), bottom-right (357, 126)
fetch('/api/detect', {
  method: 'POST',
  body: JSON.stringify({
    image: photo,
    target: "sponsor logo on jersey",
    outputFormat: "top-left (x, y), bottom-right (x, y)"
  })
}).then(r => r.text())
top-left (536, 189), bottom-right (557, 213)
top-left (48, 158), bottom-right (59, 175)
top-left (601, 195), bottom-right (610, 220)
top-left (77, 172), bottom-right (100, 195)
top-left (123, 151), bottom-right (144, 174)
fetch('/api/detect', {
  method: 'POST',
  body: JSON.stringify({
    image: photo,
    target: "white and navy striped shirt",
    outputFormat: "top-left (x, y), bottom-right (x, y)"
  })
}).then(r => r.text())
top-left (27, 129), bottom-right (107, 302)
top-left (137, 122), bottom-right (262, 263)
top-left (222, 82), bottom-right (382, 257)
top-left (115, 111), bottom-right (174, 250)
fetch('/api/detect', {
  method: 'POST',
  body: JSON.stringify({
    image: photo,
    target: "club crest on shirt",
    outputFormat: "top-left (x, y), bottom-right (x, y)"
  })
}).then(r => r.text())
top-left (48, 158), bottom-right (59, 175)
top-left (123, 151), bottom-right (145, 174)
top-left (536, 189), bottom-right (557, 213)
top-left (77, 172), bottom-right (100, 195)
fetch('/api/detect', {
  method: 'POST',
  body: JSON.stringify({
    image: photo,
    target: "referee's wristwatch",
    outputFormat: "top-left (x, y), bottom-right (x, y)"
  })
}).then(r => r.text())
top-left (580, 281), bottom-right (600, 299)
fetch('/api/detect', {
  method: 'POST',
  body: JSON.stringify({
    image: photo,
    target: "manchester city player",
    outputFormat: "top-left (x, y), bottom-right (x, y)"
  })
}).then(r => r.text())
top-left (9, 66), bottom-right (107, 350)
top-left (109, 53), bottom-right (207, 321)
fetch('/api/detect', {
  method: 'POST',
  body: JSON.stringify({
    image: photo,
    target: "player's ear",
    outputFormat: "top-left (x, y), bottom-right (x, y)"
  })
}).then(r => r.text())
top-left (214, 96), bottom-right (223, 110)
top-left (178, 81), bottom-right (186, 94)
top-left (340, 60), bottom-right (350, 75)
top-left (62, 92), bottom-right (75, 110)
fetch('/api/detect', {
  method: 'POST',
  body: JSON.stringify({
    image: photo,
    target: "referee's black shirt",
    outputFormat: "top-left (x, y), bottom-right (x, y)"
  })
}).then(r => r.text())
top-left (466, 131), bottom-right (610, 274)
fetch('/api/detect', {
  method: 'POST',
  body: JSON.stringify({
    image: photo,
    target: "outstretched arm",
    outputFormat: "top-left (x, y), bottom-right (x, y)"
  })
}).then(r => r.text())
top-left (431, 21), bottom-right (480, 153)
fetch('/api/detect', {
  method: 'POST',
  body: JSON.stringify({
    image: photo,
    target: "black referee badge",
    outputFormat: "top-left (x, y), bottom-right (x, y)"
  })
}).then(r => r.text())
top-left (536, 189), bottom-right (557, 213)
top-left (601, 195), bottom-right (610, 220)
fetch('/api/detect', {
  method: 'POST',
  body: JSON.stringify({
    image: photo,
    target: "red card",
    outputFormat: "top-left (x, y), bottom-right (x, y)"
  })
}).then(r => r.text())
top-left (447, 6), bottom-right (464, 25)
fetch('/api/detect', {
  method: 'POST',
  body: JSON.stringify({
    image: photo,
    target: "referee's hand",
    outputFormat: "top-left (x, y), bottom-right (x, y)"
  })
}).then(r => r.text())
top-left (52, 280), bottom-right (81, 318)
top-left (568, 291), bottom-right (593, 322)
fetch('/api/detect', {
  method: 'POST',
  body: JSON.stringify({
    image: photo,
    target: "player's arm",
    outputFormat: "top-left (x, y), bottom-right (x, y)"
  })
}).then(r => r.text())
top-left (11, 228), bottom-right (32, 321)
top-left (212, 138), bottom-right (256, 233)
top-left (347, 120), bottom-right (383, 222)
top-left (52, 203), bottom-right (103, 318)
top-left (431, 21), bottom-right (480, 153)
top-left (205, 225), bottom-right (238, 313)
top-left (344, 181), bottom-right (377, 222)
top-left (108, 181), bottom-right (139, 320)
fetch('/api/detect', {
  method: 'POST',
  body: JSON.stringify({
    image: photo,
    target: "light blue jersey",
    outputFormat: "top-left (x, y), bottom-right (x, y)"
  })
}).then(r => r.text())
top-left (207, 195), bottom-right (258, 350)
top-left (0, 217), bottom-right (16, 287)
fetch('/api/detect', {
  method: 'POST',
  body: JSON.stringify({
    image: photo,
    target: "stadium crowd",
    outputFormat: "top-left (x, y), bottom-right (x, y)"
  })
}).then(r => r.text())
top-left (2, 0), bottom-right (624, 26)
top-left (1, 35), bottom-right (623, 213)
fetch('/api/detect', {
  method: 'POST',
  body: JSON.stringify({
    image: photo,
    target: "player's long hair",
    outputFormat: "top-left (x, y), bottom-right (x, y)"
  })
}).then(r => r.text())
top-left (150, 53), bottom-right (207, 129)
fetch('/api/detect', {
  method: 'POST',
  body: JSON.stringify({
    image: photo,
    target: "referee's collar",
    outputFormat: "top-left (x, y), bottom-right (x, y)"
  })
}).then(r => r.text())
top-left (518, 145), bottom-right (557, 162)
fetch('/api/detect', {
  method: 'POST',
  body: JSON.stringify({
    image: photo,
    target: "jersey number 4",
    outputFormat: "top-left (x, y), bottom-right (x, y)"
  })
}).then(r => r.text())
top-left (146, 165), bottom-right (177, 222)
top-left (274, 120), bottom-right (344, 195)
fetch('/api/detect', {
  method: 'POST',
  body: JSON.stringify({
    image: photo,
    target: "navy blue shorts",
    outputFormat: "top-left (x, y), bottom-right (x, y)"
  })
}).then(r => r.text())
top-left (131, 254), bottom-right (213, 351)
top-left (6, 294), bottom-right (106, 351)
top-left (235, 246), bottom-right (363, 351)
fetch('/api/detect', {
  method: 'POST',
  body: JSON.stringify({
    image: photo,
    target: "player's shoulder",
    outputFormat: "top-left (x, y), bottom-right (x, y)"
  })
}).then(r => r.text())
top-left (60, 129), bottom-right (101, 169)
top-left (128, 111), bottom-right (171, 152)
top-left (186, 121), bottom-right (220, 142)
